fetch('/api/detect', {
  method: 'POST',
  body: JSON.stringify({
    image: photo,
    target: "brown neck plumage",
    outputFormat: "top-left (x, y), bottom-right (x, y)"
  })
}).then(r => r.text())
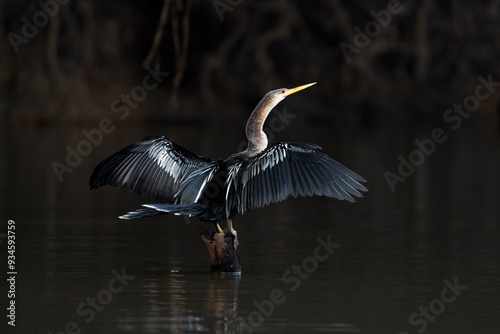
top-left (245, 94), bottom-right (278, 156)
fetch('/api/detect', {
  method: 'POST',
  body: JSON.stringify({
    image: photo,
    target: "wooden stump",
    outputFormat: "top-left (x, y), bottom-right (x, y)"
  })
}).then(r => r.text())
top-left (201, 230), bottom-right (241, 273)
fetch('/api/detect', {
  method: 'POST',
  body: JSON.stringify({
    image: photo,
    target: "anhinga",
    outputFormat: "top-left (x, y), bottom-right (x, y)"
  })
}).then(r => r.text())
top-left (90, 83), bottom-right (367, 240)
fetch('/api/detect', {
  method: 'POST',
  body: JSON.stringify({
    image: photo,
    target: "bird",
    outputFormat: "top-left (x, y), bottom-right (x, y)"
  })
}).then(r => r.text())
top-left (89, 82), bottom-right (367, 242)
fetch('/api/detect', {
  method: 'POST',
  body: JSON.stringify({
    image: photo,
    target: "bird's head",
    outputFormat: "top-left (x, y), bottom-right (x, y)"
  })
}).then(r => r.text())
top-left (263, 82), bottom-right (317, 105)
top-left (245, 82), bottom-right (317, 155)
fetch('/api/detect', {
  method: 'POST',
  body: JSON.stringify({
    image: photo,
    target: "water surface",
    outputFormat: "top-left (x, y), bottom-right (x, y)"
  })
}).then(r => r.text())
top-left (1, 120), bottom-right (499, 333)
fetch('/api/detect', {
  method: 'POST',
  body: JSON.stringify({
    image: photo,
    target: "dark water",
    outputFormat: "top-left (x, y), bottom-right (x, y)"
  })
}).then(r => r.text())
top-left (1, 118), bottom-right (500, 334)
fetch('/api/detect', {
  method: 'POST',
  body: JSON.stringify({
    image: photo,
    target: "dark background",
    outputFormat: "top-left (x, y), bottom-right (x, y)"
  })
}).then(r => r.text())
top-left (1, 1), bottom-right (500, 334)
top-left (1, 0), bottom-right (499, 128)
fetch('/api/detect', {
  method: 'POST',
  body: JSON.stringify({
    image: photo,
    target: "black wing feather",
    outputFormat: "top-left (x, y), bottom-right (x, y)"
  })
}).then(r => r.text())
top-left (227, 142), bottom-right (367, 214)
top-left (90, 136), bottom-right (219, 203)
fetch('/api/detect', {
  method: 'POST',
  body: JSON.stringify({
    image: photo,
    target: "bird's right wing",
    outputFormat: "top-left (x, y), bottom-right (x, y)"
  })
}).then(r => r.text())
top-left (226, 142), bottom-right (367, 215)
top-left (89, 136), bottom-right (219, 204)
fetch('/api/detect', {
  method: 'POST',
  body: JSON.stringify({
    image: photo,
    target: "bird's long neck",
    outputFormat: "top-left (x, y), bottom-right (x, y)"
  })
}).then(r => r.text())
top-left (245, 95), bottom-right (277, 156)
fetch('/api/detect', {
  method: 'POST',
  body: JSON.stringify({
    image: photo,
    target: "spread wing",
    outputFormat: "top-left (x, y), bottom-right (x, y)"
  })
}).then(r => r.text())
top-left (226, 142), bottom-right (367, 215)
top-left (89, 136), bottom-right (219, 203)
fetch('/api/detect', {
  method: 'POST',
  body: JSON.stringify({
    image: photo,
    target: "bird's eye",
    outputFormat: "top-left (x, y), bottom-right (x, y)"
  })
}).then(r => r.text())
top-left (281, 89), bottom-right (285, 94)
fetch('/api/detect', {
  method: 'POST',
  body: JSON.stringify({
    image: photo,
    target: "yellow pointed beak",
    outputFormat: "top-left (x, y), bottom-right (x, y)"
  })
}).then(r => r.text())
top-left (283, 82), bottom-right (317, 96)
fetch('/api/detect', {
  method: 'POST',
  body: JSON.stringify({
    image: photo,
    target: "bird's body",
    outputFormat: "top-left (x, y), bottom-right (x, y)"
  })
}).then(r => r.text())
top-left (90, 83), bottom-right (367, 237)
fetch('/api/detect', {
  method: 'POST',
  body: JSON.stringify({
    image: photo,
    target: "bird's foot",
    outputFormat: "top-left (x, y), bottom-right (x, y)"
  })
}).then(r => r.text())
top-left (229, 228), bottom-right (237, 249)
top-left (217, 225), bottom-right (229, 235)
top-left (226, 219), bottom-right (238, 249)
top-left (216, 223), bottom-right (224, 234)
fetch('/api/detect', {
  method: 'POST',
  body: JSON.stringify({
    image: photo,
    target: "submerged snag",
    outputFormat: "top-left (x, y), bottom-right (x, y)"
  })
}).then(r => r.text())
top-left (201, 230), bottom-right (241, 273)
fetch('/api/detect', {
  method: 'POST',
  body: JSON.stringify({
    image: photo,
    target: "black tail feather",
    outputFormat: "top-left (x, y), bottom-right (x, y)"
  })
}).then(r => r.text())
top-left (119, 203), bottom-right (206, 220)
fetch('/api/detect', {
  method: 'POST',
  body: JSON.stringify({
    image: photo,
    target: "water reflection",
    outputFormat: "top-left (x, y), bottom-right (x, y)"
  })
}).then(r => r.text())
top-left (2, 120), bottom-right (500, 333)
top-left (116, 273), bottom-right (362, 334)
top-left (114, 273), bottom-right (240, 333)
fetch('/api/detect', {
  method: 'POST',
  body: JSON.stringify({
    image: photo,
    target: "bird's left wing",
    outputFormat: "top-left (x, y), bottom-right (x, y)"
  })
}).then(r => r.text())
top-left (89, 136), bottom-right (219, 204)
top-left (226, 142), bottom-right (367, 215)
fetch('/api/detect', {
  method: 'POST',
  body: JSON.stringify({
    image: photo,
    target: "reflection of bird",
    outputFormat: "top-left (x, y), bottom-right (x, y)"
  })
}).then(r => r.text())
top-left (90, 83), bottom-right (367, 239)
